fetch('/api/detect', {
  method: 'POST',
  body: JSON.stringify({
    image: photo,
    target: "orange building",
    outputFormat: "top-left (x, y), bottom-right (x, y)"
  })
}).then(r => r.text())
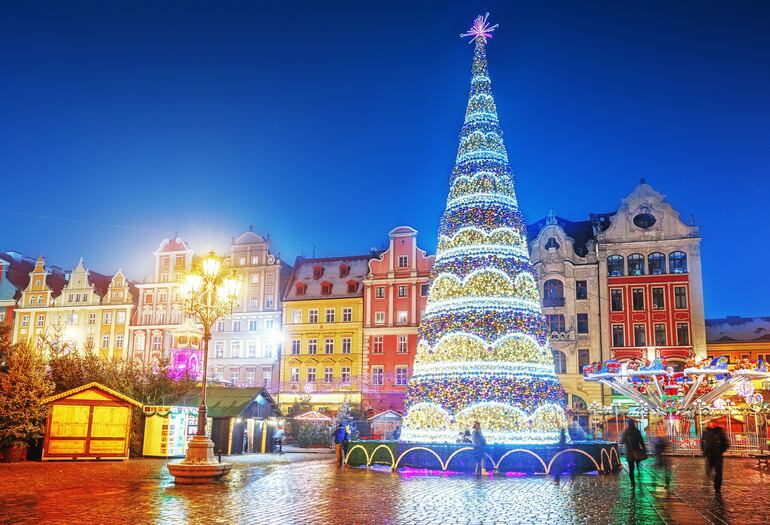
top-left (362, 227), bottom-right (434, 412)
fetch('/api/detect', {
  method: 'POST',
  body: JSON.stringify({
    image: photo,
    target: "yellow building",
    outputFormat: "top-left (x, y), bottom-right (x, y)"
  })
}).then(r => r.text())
top-left (13, 256), bottom-right (136, 360)
top-left (279, 255), bottom-right (372, 413)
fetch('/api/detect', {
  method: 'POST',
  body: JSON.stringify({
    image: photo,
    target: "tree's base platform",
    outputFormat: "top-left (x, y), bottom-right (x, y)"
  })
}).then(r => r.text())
top-left (345, 440), bottom-right (620, 475)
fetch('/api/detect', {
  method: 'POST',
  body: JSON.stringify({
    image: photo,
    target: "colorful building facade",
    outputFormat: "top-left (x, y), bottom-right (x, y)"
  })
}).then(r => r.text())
top-left (209, 228), bottom-right (291, 390)
top-left (362, 226), bottom-right (433, 413)
top-left (0, 257), bottom-right (17, 327)
top-left (279, 255), bottom-right (371, 413)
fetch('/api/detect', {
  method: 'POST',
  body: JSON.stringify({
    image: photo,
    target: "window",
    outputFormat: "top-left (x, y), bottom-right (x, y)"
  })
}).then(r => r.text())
top-left (346, 281), bottom-right (357, 294)
top-left (373, 336), bottom-right (383, 354)
top-left (247, 342), bottom-right (257, 358)
top-left (308, 339), bottom-right (318, 355)
top-left (265, 296), bottom-right (274, 308)
top-left (669, 251), bottom-right (688, 273)
top-left (324, 367), bottom-right (333, 383)
top-left (142, 310), bottom-right (153, 325)
top-left (375, 312), bottom-right (385, 324)
top-left (398, 335), bottom-right (408, 353)
top-left (341, 367), bottom-right (351, 384)
top-left (312, 266), bottom-right (323, 279)
top-left (607, 255), bottom-right (624, 276)
top-left (246, 369), bottom-right (255, 386)
top-left (612, 325), bottom-right (625, 347)
top-left (610, 289), bottom-right (623, 312)
top-left (634, 324), bottom-right (647, 346)
top-left (292, 309), bottom-right (302, 323)
top-left (215, 342), bottom-right (225, 358)
top-left (295, 283), bottom-right (307, 296)
top-left (156, 309), bottom-right (166, 325)
top-left (152, 335), bottom-right (162, 351)
top-left (248, 320), bottom-right (258, 331)
top-left (251, 255), bottom-right (258, 265)
top-left (654, 324), bottom-right (667, 346)
top-left (628, 254), bottom-right (645, 276)
top-left (398, 256), bottom-right (408, 268)
top-left (101, 335), bottom-right (110, 349)
top-left (307, 367), bottom-right (316, 383)
top-left (37, 314), bottom-right (45, 327)
top-left (229, 368), bottom-right (240, 385)
top-left (342, 307), bottom-right (352, 322)
top-left (577, 313), bottom-right (589, 334)
top-left (158, 291), bottom-right (167, 303)
top-left (21, 315), bottom-right (29, 327)
top-left (88, 313), bottom-right (96, 325)
top-left (231, 342), bottom-right (242, 358)
top-left (421, 284), bottom-right (429, 296)
top-left (239, 256), bottom-right (247, 266)
top-left (103, 312), bottom-right (112, 324)
top-left (575, 280), bottom-right (588, 300)
top-left (395, 366), bottom-right (408, 386)
top-left (265, 318), bottom-right (274, 329)
top-left (648, 253), bottom-right (666, 275)
top-left (250, 273), bottom-right (259, 284)
top-left (633, 212), bottom-right (657, 229)
top-left (547, 314), bottom-right (566, 333)
top-left (215, 367), bottom-right (224, 380)
top-left (291, 340), bottom-right (300, 355)
top-left (290, 367), bottom-right (299, 384)
top-left (308, 309), bottom-right (319, 323)
top-left (674, 286), bottom-right (688, 309)
top-left (115, 334), bottom-right (124, 348)
top-left (232, 320), bottom-right (241, 332)
top-left (324, 338), bottom-right (334, 354)
top-left (552, 351), bottom-right (567, 374)
top-left (116, 311), bottom-right (126, 324)
top-left (652, 288), bottom-right (665, 310)
top-left (677, 323), bottom-right (690, 346)
top-left (371, 366), bottom-right (384, 386)
top-left (543, 279), bottom-right (565, 307)
top-left (325, 308), bottom-right (335, 323)
top-left (264, 343), bottom-right (273, 358)
top-left (545, 237), bottom-right (560, 250)
top-left (321, 282), bottom-right (332, 295)
top-left (578, 349), bottom-right (590, 373)
top-left (397, 311), bottom-right (408, 324)
top-left (375, 287), bottom-right (385, 299)
top-left (398, 285), bottom-right (408, 298)
top-left (339, 264), bottom-right (350, 277)
top-left (632, 288), bottom-right (645, 310)
top-left (249, 295), bottom-right (258, 307)
top-left (341, 337), bottom-right (351, 354)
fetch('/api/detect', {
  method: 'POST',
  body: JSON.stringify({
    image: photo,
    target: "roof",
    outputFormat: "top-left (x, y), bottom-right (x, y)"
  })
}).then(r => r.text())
top-left (368, 409), bottom-right (403, 421)
top-left (294, 410), bottom-right (331, 421)
top-left (527, 213), bottom-right (613, 257)
top-left (232, 229), bottom-right (266, 245)
top-left (157, 237), bottom-right (188, 253)
top-left (284, 254), bottom-right (373, 301)
top-left (41, 382), bottom-right (143, 407)
top-left (0, 252), bottom-right (35, 300)
top-left (174, 386), bottom-right (281, 417)
top-left (706, 316), bottom-right (770, 344)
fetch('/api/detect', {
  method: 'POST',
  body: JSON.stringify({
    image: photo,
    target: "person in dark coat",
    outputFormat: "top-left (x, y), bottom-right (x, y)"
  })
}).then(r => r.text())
top-left (620, 418), bottom-right (646, 490)
top-left (334, 423), bottom-right (346, 466)
top-left (701, 420), bottom-right (730, 492)
top-left (471, 421), bottom-right (488, 477)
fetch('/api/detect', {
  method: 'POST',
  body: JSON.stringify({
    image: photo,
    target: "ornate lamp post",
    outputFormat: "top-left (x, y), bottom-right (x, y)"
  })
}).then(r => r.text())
top-left (167, 251), bottom-right (241, 484)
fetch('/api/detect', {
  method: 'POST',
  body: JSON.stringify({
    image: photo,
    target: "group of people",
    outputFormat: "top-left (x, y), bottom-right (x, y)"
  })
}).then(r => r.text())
top-left (621, 418), bottom-right (730, 492)
top-left (334, 422), bottom-right (351, 466)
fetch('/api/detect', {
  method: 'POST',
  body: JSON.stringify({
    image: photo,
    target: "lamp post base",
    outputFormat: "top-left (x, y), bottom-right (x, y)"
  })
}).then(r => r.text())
top-left (168, 435), bottom-right (231, 484)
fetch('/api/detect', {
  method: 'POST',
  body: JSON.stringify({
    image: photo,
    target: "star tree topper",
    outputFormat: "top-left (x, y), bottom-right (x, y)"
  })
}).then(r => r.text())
top-left (461, 12), bottom-right (499, 44)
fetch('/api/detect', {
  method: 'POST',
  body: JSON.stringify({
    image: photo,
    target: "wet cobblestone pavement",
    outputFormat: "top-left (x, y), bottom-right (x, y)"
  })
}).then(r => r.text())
top-left (0, 453), bottom-right (767, 524)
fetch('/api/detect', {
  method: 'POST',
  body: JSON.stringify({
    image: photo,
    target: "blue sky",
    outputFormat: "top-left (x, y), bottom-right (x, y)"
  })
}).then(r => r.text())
top-left (1, 1), bottom-right (769, 318)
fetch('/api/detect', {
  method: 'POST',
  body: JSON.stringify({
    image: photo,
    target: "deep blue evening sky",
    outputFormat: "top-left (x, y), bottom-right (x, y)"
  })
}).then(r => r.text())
top-left (2, 1), bottom-right (769, 318)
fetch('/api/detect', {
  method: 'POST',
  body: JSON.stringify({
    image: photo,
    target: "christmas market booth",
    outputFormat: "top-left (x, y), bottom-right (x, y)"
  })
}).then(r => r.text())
top-left (41, 382), bottom-right (143, 461)
top-left (145, 387), bottom-right (282, 456)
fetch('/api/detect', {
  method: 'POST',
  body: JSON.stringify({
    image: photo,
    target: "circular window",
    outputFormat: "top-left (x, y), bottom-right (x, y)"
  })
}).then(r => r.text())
top-left (633, 213), bottom-right (656, 229)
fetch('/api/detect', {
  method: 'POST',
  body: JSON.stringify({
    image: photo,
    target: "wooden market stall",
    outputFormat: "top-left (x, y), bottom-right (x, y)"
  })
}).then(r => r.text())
top-left (41, 382), bottom-right (143, 461)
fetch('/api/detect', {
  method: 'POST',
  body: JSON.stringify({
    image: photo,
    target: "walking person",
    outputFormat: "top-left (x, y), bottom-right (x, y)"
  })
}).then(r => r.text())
top-left (334, 422), bottom-right (346, 466)
top-left (273, 426), bottom-right (284, 454)
top-left (653, 435), bottom-right (671, 490)
top-left (620, 418), bottom-right (647, 490)
top-left (701, 420), bottom-right (730, 493)
top-left (471, 421), bottom-right (488, 477)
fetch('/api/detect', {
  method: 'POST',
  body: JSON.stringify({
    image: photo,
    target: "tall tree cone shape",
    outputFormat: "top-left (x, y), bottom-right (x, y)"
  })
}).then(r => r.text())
top-left (400, 22), bottom-right (568, 444)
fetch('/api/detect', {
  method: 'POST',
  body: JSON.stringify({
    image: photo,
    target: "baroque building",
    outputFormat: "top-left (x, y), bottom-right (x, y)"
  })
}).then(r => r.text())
top-left (11, 256), bottom-right (136, 360)
top-left (362, 226), bottom-right (433, 413)
top-left (528, 181), bottom-right (707, 409)
top-left (279, 255), bottom-right (371, 413)
top-left (208, 228), bottom-right (291, 390)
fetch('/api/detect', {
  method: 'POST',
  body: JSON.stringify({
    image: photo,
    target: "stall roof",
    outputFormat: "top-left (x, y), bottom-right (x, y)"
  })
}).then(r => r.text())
top-left (368, 410), bottom-right (403, 421)
top-left (42, 382), bottom-right (143, 407)
top-left (294, 410), bottom-right (331, 421)
top-left (174, 387), bottom-right (282, 418)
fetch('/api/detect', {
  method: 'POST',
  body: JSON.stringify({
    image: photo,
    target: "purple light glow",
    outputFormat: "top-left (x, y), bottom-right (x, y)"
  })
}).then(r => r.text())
top-left (460, 12), bottom-right (499, 44)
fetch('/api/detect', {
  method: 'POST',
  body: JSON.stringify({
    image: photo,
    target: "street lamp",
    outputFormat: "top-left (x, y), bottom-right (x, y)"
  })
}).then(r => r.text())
top-left (168, 251), bottom-right (241, 484)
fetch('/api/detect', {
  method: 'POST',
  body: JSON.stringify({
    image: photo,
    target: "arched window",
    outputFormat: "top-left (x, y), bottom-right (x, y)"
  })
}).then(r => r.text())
top-left (572, 395), bottom-right (587, 410)
top-left (648, 252), bottom-right (666, 275)
top-left (670, 251), bottom-right (688, 273)
top-left (552, 350), bottom-right (567, 374)
top-left (545, 237), bottom-right (560, 250)
top-left (627, 254), bottom-right (645, 276)
top-left (543, 279), bottom-right (565, 307)
top-left (607, 255), bottom-right (624, 276)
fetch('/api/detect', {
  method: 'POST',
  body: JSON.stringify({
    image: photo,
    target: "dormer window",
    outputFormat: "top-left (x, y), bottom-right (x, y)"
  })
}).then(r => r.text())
top-left (312, 265), bottom-right (323, 280)
top-left (339, 264), bottom-right (350, 278)
top-left (295, 283), bottom-right (307, 296)
top-left (320, 281), bottom-right (332, 295)
top-left (545, 237), bottom-right (560, 250)
top-left (346, 280), bottom-right (358, 293)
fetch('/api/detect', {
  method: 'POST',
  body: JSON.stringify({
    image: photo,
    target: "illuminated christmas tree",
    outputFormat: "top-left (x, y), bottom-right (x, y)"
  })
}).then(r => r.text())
top-left (401, 14), bottom-right (567, 444)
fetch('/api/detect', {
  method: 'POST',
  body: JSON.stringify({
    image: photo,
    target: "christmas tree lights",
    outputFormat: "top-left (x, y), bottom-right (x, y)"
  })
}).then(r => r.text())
top-left (400, 14), bottom-right (567, 444)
